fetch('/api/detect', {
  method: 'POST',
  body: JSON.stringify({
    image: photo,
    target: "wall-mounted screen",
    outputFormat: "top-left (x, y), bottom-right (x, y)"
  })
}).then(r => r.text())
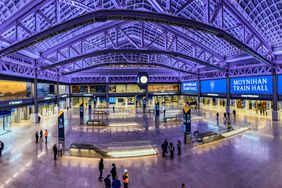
top-left (181, 81), bottom-right (198, 93)
top-left (230, 76), bottom-right (272, 95)
top-left (201, 79), bottom-right (227, 93)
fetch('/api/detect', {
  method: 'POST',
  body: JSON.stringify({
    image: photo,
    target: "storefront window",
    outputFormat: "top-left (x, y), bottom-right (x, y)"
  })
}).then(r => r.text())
top-left (109, 84), bottom-right (143, 93)
top-left (148, 84), bottom-right (179, 92)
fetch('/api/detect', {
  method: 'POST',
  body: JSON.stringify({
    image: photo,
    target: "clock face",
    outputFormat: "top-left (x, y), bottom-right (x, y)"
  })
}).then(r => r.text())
top-left (140, 75), bottom-right (148, 84)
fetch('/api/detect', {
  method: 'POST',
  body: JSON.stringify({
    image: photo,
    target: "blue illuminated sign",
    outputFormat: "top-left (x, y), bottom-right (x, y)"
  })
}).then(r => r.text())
top-left (181, 81), bottom-right (198, 93)
top-left (230, 76), bottom-right (272, 94)
top-left (278, 75), bottom-right (282, 94)
top-left (201, 79), bottom-right (227, 93)
top-left (109, 97), bottom-right (116, 103)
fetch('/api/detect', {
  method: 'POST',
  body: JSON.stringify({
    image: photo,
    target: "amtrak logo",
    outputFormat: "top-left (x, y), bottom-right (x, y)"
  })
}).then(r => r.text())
top-left (210, 80), bottom-right (215, 91)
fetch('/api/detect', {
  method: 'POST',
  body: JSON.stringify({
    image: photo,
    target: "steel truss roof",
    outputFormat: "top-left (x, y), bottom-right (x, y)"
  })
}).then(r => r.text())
top-left (0, 0), bottom-right (281, 83)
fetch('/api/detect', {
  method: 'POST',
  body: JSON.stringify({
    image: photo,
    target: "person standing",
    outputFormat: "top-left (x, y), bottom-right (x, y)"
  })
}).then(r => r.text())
top-left (112, 176), bottom-right (121, 188)
top-left (110, 163), bottom-right (117, 181)
top-left (98, 158), bottom-right (104, 181)
top-left (168, 142), bottom-right (175, 159)
top-left (44, 129), bottom-right (48, 143)
top-left (122, 169), bottom-right (129, 188)
top-left (161, 142), bottom-right (166, 157)
top-left (58, 142), bottom-right (63, 157)
top-left (164, 138), bottom-right (168, 154)
top-left (177, 140), bottom-right (181, 156)
top-left (40, 129), bottom-right (43, 142)
top-left (35, 131), bottom-right (39, 143)
top-left (0, 141), bottom-right (4, 156)
top-left (182, 183), bottom-right (187, 188)
top-left (163, 106), bottom-right (166, 117)
top-left (232, 109), bottom-right (236, 118)
top-left (216, 112), bottom-right (219, 121)
top-left (113, 106), bottom-right (115, 113)
top-left (104, 174), bottom-right (111, 188)
top-left (53, 144), bottom-right (58, 161)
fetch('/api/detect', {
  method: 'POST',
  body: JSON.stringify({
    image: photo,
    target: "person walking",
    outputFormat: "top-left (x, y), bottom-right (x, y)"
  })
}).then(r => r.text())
top-left (168, 142), bottom-right (175, 159)
top-left (163, 106), bottom-right (166, 117)
top-left (216, 112), bottom-right (219, 121)
top-left (182, 183), bottom-right (187, 188)
top-left (35, 131), bottom-right (39, 143)
top-left (177, 140), bottom-right (181, 156)
top-left (113, 106), bottom-right (115, 113)
top-left (44, 129), bottom-right (48, 143)
top-left (98, 158), bottom-right (104, 181)
top-left (53, 144), bottom-right (58, 161)
top-left (0, 141), bottom-right (4, 156)
top-left (110, 163), bottom-right (117, 181)
top-left (122, 169), bottom-right (129, 188)
top-left (112, 176), bottom-right (121, 188)
top-left (104, 174), bottom-right (111, 188)
top-left (40, 129), bottom-right (43, 142)
top-left (58, 142), bottom-right (63, 157)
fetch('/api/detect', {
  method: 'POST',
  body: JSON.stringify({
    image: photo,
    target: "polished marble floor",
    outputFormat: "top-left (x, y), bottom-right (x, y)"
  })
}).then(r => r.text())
top-left (0, 105), bottom-right (281, 188)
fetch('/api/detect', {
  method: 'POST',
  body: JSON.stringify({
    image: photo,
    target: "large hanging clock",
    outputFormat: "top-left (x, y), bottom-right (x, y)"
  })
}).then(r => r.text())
top-left (138, 72), bottom-right (149, 89)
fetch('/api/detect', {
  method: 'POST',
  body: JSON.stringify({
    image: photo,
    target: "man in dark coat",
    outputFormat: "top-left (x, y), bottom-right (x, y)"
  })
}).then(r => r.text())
top-left (0, 141), bottom-right (4, 156)
top-left (35, 131), bottom-right (39, 143)
top-left (169, 142), bottom-right (175, 159)
top-left (53, 144), bottom-right (58, 161)
top-left (104, 174), bottom-right (111, 188)
top-left (110, 163), bottom-right (117, 180)
top-left (98, 158), bottom-right (104, 181)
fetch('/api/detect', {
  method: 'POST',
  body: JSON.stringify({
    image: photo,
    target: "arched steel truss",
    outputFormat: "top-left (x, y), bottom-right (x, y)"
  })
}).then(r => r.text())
top-left (0, 9), bottom-right (274, 68)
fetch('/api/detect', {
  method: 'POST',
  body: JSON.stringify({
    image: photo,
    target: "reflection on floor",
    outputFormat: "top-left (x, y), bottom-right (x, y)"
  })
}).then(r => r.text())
top-left (0, 106), bottom-right (281, 188)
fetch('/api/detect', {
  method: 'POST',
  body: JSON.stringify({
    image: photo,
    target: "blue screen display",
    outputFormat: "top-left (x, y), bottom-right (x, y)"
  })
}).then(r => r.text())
top-left (109, 97), bottom-right (116, 103)
top-left (181, 81), bottom-right (198, 93)
top-left (201, 79), bottom-right (227, 93)
top-left (230, 76), bottom-right (272, 94)
top-left (278, 75), bottom-right (282, 94)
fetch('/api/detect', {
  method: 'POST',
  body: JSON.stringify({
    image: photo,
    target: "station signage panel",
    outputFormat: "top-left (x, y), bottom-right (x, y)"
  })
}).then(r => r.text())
top-left (230, 76), bottom-right (272, 95)
top-left (200, 79), bottom-right (227, 97)
top-left (181, 81), bottom-right (198, 93)
top-left (278, 75), bottom-right (282, 94)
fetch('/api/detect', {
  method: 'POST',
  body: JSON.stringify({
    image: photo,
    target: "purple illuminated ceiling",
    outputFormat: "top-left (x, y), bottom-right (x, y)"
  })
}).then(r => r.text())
top-left (0, 0), bottom-right (281, 83)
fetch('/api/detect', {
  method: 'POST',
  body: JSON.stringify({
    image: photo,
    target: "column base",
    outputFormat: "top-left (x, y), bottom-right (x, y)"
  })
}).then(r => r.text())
top-left (272, 110), bottom-right (279, 121)
top-left (31, 113), bottom-right (39, 123)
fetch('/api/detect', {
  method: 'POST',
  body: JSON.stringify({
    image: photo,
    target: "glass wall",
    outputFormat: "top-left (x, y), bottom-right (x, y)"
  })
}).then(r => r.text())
top-left (0, 111), bottom-right (11, 135)
top-left (72, 85), bottom-right (106, 93)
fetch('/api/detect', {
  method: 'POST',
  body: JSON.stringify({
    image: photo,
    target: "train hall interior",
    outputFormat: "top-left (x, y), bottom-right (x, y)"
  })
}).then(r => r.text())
top-left (0, 0), bottom-right (282, 188)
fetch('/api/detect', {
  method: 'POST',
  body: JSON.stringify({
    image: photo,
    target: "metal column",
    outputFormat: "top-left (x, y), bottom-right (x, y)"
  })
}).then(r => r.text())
top-left (197, 73), bottom-right (201, 110)
top-left (33, 67), bottom-right (39, 123)
top-left (56, 68), bottom-right (60, 108)
top-left (226, 64), bottom-right (231, 120)
top-left (272, 68), bottom-right (279, 121)
top-left (105, 77), bottom-right (109, 107)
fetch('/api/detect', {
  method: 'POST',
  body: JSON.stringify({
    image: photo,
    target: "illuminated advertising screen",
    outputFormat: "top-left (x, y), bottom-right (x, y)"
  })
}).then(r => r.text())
top-left (230, 76), bottom-right (272, 95)
top-left (278, 75), bottom-right (282, 94)
top-left (181, 81), bottom-right (198, 93)
top-left (200, 79), bottom-right (227, 93)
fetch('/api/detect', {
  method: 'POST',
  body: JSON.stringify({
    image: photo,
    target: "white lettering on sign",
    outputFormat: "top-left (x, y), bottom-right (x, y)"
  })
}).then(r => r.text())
top-left (9, 101), bottom-right (23, 105)
top-left (232, 78), bottom-right (269, 92)
top-left (182, 82), bottom-right (197, 91)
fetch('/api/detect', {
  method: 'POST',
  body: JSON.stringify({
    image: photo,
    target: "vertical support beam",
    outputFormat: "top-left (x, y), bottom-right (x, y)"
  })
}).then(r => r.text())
top-left (226, 63), bottom-right (231, 120)
top-left (272, 67), bottom-right (279, 121)
top-left (33, 65), bottom-right (39, 123)
top-left (68, 84), bottom-right (72, 109)
top-left (105, 76), bottom-right (109, 107)
top-left (197, 72), bottom-right (201, 110)
top-left (56, 68), bottom-right (60, 109)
